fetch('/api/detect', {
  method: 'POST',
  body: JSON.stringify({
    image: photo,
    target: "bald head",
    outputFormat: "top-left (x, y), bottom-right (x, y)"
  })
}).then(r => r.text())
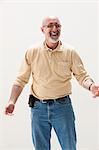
top-left (42, 16), bottom-right (61, 27)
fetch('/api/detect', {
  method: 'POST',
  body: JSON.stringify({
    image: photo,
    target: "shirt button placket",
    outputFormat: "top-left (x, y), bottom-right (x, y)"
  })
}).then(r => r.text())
top-left (48, 50), bottom-right (52, 64)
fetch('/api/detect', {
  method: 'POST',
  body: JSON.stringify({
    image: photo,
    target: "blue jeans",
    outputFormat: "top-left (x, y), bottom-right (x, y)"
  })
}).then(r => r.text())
top-left (31, 96), bottom-right (77, 150)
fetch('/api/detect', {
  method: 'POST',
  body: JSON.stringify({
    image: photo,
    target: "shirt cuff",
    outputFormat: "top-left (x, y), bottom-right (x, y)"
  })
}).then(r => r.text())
top-left (82, 78), bottom-right (94, 90)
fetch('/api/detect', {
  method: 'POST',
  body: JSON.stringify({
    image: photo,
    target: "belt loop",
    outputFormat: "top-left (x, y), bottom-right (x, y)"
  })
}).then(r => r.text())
top-left (54, 99), bottom-right (57, 102)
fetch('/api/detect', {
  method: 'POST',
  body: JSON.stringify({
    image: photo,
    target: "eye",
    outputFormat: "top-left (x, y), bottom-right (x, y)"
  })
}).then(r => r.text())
top-left (47, 24), bottom-right (54, 28)
top-left (55, 24), bottom-right (61, 28)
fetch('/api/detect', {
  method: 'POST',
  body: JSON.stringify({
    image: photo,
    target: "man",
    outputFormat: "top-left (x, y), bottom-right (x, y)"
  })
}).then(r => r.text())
top-left (5, 16), bottom-right (99, 150)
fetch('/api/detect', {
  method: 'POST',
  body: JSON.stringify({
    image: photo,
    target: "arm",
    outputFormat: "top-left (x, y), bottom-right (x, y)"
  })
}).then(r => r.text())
top-left (5, 85), bottom-right (23, 115)
top-left (71, 50), bottom-right (99, 98)
top-left (5, 48), bottom-right (32, 115)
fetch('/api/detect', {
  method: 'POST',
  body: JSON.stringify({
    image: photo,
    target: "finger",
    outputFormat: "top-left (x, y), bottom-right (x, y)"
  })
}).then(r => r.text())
top-left (5, 107), bottom-right (9, 114)
top-left (92, 91), bottom-right (99, 98)
top-left (5, 106), bottom-right (14, 115)
top-left (5, 109), bottom-right (14, 115)
top-left (93, 95), bottom-right (97, 98)
top-left (6, 112), bottom-right (14, 116)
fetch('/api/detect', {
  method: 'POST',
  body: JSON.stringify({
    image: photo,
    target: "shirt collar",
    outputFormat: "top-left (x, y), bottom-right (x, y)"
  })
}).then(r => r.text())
top-left (43, 40), bottom-right (63, 52)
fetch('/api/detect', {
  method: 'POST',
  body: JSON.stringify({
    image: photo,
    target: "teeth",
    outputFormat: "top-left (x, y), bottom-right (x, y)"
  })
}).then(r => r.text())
top-left (51, 32), bottom-right (58, 36)
top-left (52, 33), bottom-right (57, 35)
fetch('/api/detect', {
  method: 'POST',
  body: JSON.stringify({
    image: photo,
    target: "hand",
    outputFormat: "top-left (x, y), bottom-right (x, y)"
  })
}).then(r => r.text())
top-left (5, 101), bottom-right (15, 115)
top-left (90, 83), bottom-right (99, 98)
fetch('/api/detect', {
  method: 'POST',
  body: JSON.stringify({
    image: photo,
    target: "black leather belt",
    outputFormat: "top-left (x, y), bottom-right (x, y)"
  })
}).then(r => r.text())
top-left (28, 95), bottom-right (69, 107)
top-left (33, 95), bottom-right (69, 103)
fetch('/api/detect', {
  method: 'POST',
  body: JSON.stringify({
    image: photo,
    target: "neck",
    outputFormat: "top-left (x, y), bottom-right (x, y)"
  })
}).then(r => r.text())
top-left (45, 41), bottom-right (59, 50)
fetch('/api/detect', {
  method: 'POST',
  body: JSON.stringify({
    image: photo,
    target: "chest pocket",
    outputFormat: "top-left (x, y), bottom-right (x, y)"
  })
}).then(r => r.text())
top-left (57, 61), bottom-right (71, 76)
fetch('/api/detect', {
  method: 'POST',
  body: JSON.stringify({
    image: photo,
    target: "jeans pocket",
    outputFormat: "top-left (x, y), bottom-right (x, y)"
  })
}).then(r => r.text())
top-left (56, 99), bottom-right (67, 104)
top-left (56, 96), bottom-right (70, 105)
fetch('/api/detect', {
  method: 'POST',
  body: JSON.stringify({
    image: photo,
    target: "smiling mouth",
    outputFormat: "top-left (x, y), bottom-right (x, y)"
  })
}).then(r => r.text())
top-left (50, 31), bottom-right (60, 39)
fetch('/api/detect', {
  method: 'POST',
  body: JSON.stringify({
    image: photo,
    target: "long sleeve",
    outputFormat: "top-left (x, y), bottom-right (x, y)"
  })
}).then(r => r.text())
top-left (14, 49), bottom-right (32, 88)
top-left (71, 50), bottom-right (94, 90)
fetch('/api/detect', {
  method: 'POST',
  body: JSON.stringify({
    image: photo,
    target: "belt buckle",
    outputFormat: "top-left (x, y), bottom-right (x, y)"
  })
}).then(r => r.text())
top-left (41, 100), bottom-right (47, 103)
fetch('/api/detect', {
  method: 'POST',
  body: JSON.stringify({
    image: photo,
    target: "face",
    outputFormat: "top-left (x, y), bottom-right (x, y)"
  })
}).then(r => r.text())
top-left (41, 17), bottom-right (61, 45)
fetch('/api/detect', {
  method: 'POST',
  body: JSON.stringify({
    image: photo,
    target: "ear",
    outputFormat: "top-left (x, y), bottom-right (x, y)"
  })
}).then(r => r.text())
top-left (41, 27), bottom-right (44, 33)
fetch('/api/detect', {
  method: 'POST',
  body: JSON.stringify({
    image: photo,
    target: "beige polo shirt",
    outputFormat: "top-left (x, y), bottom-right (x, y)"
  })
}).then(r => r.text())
top-left (14, 41), bottom-right (93, 100)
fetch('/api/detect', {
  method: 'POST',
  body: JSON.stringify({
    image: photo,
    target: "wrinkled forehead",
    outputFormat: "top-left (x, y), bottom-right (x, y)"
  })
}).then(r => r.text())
top-left (42, 17), bottom-right (61, 26)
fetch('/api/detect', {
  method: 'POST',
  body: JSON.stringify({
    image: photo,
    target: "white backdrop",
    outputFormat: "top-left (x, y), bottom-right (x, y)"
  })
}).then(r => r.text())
top-left (0, 1), bottom-right (99, 150)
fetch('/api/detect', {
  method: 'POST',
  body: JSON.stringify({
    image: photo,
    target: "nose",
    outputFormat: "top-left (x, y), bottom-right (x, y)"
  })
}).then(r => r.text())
top-left (52, 25), bottom-right (57, 31)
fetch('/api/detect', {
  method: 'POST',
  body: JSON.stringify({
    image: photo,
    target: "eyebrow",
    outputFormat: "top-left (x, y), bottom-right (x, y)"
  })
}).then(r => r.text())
top-left (45, 22), bottom-right (61, 26)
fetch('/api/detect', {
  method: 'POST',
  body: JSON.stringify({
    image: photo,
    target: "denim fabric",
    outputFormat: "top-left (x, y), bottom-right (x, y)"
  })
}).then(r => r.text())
top-left (31, 96), bottom-right (77, 150)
